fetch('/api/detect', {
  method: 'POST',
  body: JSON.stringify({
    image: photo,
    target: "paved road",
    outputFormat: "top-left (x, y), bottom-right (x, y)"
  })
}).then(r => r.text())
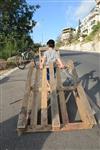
top-left (0, 51), bottom-right (100, 150)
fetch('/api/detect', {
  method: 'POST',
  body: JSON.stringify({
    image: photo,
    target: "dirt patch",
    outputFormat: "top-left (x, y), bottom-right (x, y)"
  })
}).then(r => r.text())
top-left (0, 69), bottom-right (12, 76)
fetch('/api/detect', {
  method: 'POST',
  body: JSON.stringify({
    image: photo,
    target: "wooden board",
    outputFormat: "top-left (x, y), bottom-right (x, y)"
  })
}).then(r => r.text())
top-left (56, 67), bottom-right (69, 125)
top-left (30, 68), bottom-right (40, 127)
top-left (17, 63), bottom-right (34, 129)
top-left (49, 63), bottom-right (60, 129)
top-left (76, 84), bottom-right (96, 125)
top-left (41, 66), bottom-right (48, 126)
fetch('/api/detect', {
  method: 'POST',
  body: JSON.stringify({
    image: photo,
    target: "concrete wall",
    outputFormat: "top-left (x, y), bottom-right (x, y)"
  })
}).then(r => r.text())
top-left (60, 41), bottom-right (100, 53)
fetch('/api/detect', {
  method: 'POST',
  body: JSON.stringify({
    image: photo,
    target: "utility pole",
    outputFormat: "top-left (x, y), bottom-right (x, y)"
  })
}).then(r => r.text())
top-left (42, 32), bottom-right (43, 44)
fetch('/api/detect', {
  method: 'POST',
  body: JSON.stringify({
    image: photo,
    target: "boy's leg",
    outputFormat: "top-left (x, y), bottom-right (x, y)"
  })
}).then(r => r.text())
top-left (54, 67), bottom-right (56, 78)
top-left (47, 68), bottom-right (50, 91)
top-left (47, 68), bottom-right (50, 81)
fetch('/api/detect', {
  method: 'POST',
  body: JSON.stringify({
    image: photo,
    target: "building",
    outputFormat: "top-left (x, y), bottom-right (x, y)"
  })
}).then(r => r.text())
top-left (79, 4), bottom-right (100, 36)
top-left (60, 28), bottom-right (76, 43)
top-left (96, 0), bottom-right (100, 8)
top-left (95, 0), bottom-right (100, 5)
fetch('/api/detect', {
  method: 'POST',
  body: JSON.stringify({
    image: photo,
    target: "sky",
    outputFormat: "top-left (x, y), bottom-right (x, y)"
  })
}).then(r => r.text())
top-left (26, 0), bottom-right (96, 44)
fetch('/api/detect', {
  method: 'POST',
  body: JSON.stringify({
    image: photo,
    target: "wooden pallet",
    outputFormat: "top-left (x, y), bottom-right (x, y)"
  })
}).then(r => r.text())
top-left (17, 61), bottom-right (96, 135)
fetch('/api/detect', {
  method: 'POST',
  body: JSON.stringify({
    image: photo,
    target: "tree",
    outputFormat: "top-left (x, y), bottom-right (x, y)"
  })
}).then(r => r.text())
top-left (0, 0), bottom-right (40, 59)
top-left (67, 30), bottom-right (73, 45)
top-left (56, 35), bottom-right (63, 47)
top-left (76, 19), bottom-right (81, 39)
top-left (32, 43), bottom-right (42, 53)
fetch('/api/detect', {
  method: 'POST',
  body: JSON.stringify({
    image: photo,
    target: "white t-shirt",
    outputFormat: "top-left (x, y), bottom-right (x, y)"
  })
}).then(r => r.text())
top-left (44, 48), bottom-right (59, 65)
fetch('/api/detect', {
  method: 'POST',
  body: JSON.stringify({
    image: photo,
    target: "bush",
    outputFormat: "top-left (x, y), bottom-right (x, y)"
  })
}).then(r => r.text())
top-left (0, 59), bottom-right (7, 70)
top-left (92, 22), bottom-right (100, 33)
top-left (85, 22), bottom-right (100, 42)
top-left (6, 62), bottom-right (16, 69)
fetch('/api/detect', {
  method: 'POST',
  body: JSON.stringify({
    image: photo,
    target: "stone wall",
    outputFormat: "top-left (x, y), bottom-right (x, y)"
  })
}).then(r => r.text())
top-left (60, 41), bottom-right (100, 53)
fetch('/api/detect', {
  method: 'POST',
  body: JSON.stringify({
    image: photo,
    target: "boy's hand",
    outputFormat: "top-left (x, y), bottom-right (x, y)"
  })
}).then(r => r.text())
top-left (39, 64), bottom-right (43, 69)
top-left (59, 64), bottom-right (65, 69)
top-left (60, 64), bottom-right (65, 69)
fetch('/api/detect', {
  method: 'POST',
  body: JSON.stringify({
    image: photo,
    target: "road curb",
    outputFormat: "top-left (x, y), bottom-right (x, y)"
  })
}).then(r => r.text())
top-left (0, 67), bottom-right (18, 80)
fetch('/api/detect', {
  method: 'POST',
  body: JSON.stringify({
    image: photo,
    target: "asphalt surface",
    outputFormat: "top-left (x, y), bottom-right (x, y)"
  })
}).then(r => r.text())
top-left (0, 50), bottom-right (100, 150)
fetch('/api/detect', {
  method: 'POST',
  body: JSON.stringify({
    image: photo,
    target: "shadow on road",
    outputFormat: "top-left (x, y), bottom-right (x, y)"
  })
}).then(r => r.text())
top-left (0, 115), bottom-right (51, 150)
top-left (80, 70), bottom-right (100, 107)
top-left (74, 61), bottom-right (81, 67)
top-left (0, 76), bottom-right (10, 84)
top-left (60, 52), bottom-right (89, 57)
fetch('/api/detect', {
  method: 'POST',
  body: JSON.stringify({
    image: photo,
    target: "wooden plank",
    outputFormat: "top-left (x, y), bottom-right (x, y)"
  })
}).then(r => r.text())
top-left (41, 66), bottom-right (48, 126)
top-left (23, 63), bottom-right (34, 107)
top-left (56, 67), bottom-right (69, 124)
top-left (17, 64), bottom-right (34, 129)
top-left (72, 66), bottom-right (96, 125)
top-left (26, 122), bottom-right (93, 133)
top-left (49, 63), bottom-right (60, 129)
top-left (77, 84), bottom-right (96, 125)
top-left (73, 91), bottom-right (90, 124)
top-left (30, 68), bottom-right (40, 127)
top-left (86, 92), bottom-right (100, 124)
top-left (65, 92), bottom-right (72, 103)
top-left (57, 84), bottom-right (78, 91)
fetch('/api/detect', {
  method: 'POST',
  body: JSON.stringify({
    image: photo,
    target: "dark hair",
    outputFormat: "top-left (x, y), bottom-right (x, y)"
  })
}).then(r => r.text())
top-left (47, 39), bottom-right (55, 48)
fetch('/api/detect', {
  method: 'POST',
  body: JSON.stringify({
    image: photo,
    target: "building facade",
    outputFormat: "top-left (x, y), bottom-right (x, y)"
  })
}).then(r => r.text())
top-left (96, 0), bottom-right (100, 8)
top-left (60, 28), bottom-right (76, 43)
top-left (96, 0), bottom-right (100, 5)
top-left (79, 4), bottom-right (100, 36)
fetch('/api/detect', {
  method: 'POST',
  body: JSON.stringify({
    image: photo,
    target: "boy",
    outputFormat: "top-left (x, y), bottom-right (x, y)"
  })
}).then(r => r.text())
top-left (39, 39), bottom-right (64, 90)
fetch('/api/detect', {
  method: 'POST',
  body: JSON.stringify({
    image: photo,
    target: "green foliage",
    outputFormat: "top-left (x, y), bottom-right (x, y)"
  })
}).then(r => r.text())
top-left (56, 35), bottom-right (64, 47)
top-left (85, 22), bottom-right (100, 42)
top-left (0, 0), bottom-right (40, 59)
top-left (56, 41), bottom-right (63, 48)
top-left (76, 19), bottom-right (81, 40)
top-left (92, 22), bottom-right (100, 33)
top-left (67, 31), bottom-right (74, 44)
top-left (32, 43), bottom-right (42, 53)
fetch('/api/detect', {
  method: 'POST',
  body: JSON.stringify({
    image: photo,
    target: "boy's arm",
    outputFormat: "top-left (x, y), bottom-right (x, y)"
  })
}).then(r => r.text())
top-left (57, 58), bottom-right (64, 68)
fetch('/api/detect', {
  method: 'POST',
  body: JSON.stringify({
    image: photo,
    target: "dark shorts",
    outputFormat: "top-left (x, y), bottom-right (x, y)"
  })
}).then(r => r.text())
top-left (47, 67), bottom-right (56, 80)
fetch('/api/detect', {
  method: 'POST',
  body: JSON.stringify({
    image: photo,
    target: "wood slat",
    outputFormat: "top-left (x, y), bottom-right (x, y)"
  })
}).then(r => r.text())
top-left (86, 92), bottom-right (100, 124)
top-left (77, 84), bottom-right (96, 125)
top-left (49, 63), bottom-right (60, 129)
top-left (30, 68), bottom-right (40, 127)
top-left (73, 91), bottom-right (90, 124)
top-left (17, 63), bottom-right (34, 128)
top-left (72, 67), bottom-right (96, 125)
top-left (26, 122), bottom-right (92, 133)
top-left (41, 66), bottom-right (48, 126)
top-left (57, 84), bottom-right (78, 91)
top-left (56, 67), bottom-right (69, 125)
top-left (23, 63), bottom-right (34, 108)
